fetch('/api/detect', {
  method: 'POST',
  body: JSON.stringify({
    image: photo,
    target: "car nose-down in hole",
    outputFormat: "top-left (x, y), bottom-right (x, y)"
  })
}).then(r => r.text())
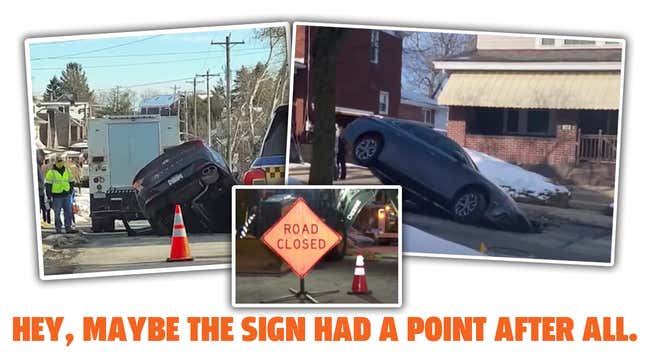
top-left (133, 140), bottom-right (237, 235)
top-left (342, 116), bottom-right (534, 233)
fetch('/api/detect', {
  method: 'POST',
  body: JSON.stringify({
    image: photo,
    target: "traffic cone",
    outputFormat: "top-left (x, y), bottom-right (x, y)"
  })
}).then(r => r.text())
top-left (166, 204), bottom-right (194, 262)
top-left (348, 253), bottom-right (371, 295)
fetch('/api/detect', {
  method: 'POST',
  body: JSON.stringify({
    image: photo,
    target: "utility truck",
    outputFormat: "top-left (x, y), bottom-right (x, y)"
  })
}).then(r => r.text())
top-left (87, 115), bottom-right (180, 232)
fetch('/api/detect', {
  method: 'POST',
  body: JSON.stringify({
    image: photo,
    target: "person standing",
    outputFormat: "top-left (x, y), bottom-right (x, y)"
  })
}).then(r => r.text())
top-left (45, 156), bottom-right (78, 234)
top-left (36, 150), bottom-right (51, 224)
top-left (335, 124), bottom-right (347, 180)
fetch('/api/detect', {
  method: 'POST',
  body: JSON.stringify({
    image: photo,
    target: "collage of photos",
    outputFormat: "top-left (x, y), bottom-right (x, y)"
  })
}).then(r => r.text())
top-left (26, 22), bottom-right (624, 301)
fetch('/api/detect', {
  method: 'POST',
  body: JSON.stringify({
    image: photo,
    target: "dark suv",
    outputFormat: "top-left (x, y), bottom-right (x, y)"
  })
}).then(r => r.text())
top-left (133, 140), bottom-right (237, 235)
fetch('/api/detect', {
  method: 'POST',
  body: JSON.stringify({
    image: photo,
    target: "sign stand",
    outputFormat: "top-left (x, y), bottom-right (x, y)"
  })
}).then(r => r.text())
top-left (261, 278), bottom-right (339, 304)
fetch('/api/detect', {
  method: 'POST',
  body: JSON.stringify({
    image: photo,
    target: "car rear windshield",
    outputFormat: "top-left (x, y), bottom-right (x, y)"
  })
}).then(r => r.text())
top-left (396, 121), bottom-right (476, 169)
top-left (260, 106), bottom-right (288, 157)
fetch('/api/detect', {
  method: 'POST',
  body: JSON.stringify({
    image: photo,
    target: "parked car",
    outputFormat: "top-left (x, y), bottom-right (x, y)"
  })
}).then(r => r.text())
top-left (343, 117), bottom-right (533, 233)
top-left (243, 105), bottom-right (289, 185)
top-left (132, 140), bottom-right (237, 235)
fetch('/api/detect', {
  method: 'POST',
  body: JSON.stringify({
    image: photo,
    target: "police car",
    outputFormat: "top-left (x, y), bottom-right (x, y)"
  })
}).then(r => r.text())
top-left (242, 105), bottom-right (289, 185)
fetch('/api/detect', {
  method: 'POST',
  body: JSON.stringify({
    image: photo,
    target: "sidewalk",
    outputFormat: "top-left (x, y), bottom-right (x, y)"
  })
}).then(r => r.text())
top-left (288, 163), bottom-right (382, 184)
top-left (568, 185), bottom-right (614, 212)
top-left (519, 203), bottom-right (613, 229)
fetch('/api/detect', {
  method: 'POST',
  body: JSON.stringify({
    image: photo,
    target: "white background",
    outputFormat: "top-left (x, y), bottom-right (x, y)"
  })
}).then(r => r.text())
top-left (1, 0), bottom-right (642, 360)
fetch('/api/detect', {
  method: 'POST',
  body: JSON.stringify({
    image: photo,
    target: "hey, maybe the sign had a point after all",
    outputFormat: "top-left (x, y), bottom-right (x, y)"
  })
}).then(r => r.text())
top-left (261, 197), bottom-right (341, 278)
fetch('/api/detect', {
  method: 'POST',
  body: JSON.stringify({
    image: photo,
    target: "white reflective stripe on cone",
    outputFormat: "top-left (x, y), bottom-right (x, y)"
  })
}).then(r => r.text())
top-left (356, 255), bottom-right (364, 266)
top-left (172, 225), bottom-right (187, 237)
top-left (354, 266), bottom-right (365, 276)
top-left (173, 211), bottom-right (184, 226)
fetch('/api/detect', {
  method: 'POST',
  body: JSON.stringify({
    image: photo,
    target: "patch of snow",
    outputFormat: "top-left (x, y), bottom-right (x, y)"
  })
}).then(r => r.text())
top-left (466, 148), bottom-right (570, 201)
top-left (288, 162), bottom-right (310, 170)
top-left (402, 224), bottom-right (481, 256)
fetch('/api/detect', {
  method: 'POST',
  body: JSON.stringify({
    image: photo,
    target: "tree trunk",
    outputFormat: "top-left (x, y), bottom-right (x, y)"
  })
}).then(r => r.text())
top-left (309, 28), bottom-right (346, 185)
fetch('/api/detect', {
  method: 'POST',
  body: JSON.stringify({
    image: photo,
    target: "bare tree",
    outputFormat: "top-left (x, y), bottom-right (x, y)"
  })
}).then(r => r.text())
top-left (403, 32), bottom-right (474, 97)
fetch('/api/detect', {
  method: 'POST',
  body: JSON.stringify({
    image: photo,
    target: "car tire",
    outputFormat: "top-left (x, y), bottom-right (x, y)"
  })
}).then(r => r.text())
top-left (353, 133), bottom-right (383, 166)
top-left (452, 189), bottom-right (487, 224)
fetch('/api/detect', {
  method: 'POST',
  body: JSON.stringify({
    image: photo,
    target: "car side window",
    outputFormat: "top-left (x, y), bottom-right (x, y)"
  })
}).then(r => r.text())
top-left (398, 122), bottom-right (475, 169)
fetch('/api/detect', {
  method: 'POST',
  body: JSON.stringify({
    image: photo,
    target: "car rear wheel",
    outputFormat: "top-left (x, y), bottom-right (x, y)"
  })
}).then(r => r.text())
top-left (353, 134), bottom-right (382, 166)
top-left (452, 189), bottom-right (487, 224)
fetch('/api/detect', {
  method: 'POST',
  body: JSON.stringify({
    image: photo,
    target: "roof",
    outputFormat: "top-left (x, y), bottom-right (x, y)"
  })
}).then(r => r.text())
top-left (400, 90), bottom-right (443, 108)
top-left (437, 71), bottom-right (621, 110)
top-left (140, 95), bottom-right (179, 108)
top-left (438, 49), bottom-right (622, 63)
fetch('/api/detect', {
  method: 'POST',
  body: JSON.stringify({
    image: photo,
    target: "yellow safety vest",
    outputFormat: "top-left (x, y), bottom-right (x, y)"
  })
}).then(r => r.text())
top-left (45, 168), bottom-right (72, 194)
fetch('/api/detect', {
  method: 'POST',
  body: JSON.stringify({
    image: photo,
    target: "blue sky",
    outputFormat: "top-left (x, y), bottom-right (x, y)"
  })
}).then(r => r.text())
top-left (28, 26), bottom-right (285, 105)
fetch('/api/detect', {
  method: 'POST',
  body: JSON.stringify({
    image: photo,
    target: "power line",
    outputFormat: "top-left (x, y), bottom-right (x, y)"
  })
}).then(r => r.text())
top-left (29, 47), bottom-right (272, 61)
top-left (30, 49), bottom-right (276, 71)
top-left (30, 35), bottom-right (163, 60)
top-left (31, 57), bottom-right (209, 71)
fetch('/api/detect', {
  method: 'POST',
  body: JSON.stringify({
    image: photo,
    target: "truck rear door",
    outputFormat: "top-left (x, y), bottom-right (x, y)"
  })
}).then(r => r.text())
top-left (108, 122), bottom-right (160, 187)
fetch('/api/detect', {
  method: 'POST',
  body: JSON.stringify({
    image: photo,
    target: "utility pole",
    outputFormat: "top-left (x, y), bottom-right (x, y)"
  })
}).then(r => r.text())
top-left (186, 77), bottom-right (203, 139)
top-left (183, 90), bottom-right (188, 137)
top-left (196, 71), bottom-right (217, 145)
top-left (211, 34), bottom-right (244, 166)
top-left (114, 86), bottom-right (120, 113)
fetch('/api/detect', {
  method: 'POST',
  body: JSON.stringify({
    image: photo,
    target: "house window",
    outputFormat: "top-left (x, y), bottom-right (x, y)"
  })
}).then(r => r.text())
top-left (470, 108), bottom-right (503, 135)
top-left (370, 30), bottom-right (380, 64)
top-left (564, 39), bottom-right (596, 45)
top-left (527, 110), bottom-right (550, 133)
top-left (424, 109), bottom-right (436, 127)
top-left (378, 91), bottom-right (389, 115)
top-left (505, 110), bottom-right (519, 133)
top-left (468, 108), bottom-right (554, 136)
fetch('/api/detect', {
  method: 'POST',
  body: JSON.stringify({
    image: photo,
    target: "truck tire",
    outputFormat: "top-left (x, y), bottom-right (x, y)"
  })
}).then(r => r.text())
top-left (91, 217), bottom-right (114, 233)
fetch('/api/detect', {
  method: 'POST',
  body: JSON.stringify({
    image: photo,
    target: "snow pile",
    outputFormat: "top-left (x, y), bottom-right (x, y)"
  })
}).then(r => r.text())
top-left (466, 148), bottom-right (570, 201)
top-left (402, 224), bottom-right (481, 256)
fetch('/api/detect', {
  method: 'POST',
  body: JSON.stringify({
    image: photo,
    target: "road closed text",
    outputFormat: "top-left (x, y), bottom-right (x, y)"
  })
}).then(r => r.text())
top-left (276, 223), bottom-right (326, 250)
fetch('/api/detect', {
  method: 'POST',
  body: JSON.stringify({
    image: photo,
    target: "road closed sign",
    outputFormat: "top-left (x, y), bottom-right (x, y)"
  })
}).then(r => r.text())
top-left (261, 197), bottom-right (342, 278)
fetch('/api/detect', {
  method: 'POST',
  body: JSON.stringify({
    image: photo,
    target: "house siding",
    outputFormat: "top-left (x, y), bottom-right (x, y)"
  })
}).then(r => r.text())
top-left (476, 34), bottom-right (537, 49)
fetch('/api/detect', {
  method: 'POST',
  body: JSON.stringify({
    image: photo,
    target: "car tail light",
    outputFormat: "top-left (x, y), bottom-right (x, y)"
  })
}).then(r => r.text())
top-left (243, 168), bottom-right (266, 185)
top-left (378, 208), bottom-right (386, 219)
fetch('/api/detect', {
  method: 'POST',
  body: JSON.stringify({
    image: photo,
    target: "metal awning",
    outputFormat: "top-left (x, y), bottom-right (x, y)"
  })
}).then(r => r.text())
top-left (437, 71), bottom-right (621, 110)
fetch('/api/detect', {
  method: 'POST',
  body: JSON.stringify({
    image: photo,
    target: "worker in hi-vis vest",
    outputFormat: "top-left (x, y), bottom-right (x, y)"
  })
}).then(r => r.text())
top-left (45, 155), bottom-right (78, 234)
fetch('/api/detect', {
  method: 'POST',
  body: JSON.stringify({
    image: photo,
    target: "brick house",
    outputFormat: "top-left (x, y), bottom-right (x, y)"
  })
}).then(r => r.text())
top-left (398, 90), bottom-right (448, 132)
top-left (291, 25), bottom-right (404, 143)
top-left (433, 35), bottom-right (623, 167)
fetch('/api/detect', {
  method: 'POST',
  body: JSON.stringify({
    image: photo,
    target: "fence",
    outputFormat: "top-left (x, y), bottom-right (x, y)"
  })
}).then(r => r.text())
top-left (578, 130), bottom-right (617, 163)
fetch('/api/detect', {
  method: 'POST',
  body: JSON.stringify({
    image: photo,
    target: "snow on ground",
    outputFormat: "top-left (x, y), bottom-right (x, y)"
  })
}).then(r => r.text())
top-left (466, 148), bottom-right (570, 201)
top-left (402, 224), bottom-right (481, 256)
top-left (73, 188), bottom-right (90, 225)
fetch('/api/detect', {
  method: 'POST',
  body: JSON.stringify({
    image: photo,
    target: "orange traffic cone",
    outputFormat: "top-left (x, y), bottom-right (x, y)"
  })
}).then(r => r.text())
top-left (166, 204), bottom-right (194, 262)
top-left (348, 253), bottom-right (371, 295)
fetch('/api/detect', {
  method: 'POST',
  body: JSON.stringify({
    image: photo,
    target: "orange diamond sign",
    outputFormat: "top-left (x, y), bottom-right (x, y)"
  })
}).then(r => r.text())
top-left (261, 197), bottom-right (342, 278)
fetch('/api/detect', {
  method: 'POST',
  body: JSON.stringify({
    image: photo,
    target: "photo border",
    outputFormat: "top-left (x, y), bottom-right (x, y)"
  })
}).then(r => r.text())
top-left (285, 21), bottom-right (625, 267)
top-left (25, 21), bottom-right (291, 280)
top-left (231, 184), bottom-right (403, 308)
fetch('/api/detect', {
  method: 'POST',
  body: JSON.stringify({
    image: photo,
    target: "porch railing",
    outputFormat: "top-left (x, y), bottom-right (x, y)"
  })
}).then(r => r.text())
top-left (577, 130), bottom-right (617, 163)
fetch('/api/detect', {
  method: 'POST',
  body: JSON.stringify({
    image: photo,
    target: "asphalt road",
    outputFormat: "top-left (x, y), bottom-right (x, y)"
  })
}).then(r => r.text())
top-left (403, 210), bottom-right (613, 263)
top-left (289, 162), bottom-right (613, 263)
top-left (235, 255), bottom-right (399, 305)
top-left (41, 227), bottom-right (231, 276)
